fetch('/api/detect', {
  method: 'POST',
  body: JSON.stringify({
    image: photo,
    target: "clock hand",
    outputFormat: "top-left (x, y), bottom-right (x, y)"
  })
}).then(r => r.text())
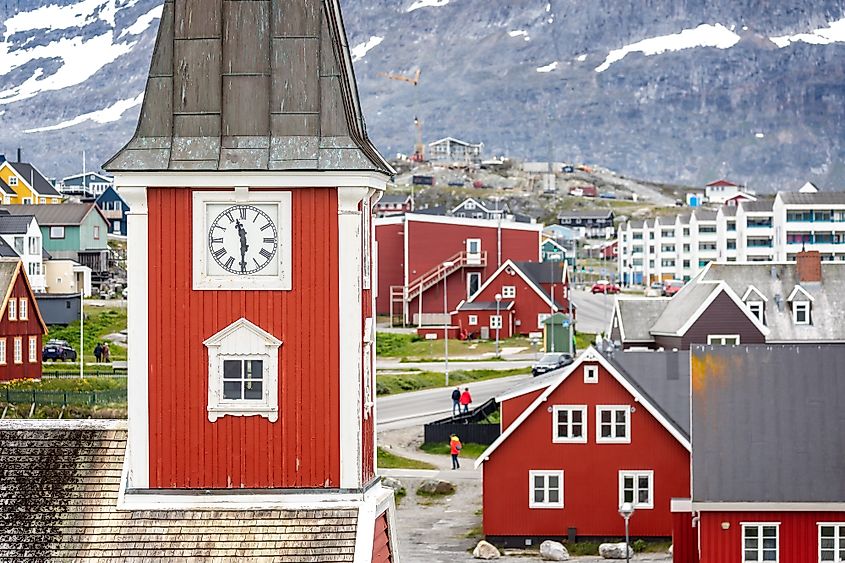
top-left (236, 220), bottom-right (249, 273)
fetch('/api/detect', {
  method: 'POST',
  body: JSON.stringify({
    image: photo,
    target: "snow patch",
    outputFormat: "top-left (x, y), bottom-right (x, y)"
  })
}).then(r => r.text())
top-left (351, 36), bottom-right (384, 62)
top-left (118, 4), bottom-right (163, 39)
top-left (536, 61), bottom-right (559, 73)
top-left (576, 54), bottom-right (587, 62)
top-left (3, 0), bottom-right (116, 38)
top-left (407, 0), bottom-right (449, 13)
top-left (595, 23), bottom-right (741, 73)
top-left (755, 132), bottom-right (765, 138)
top-left (24, 92), bottom-right (143, 132)
top-left (508, 30), bottom-right (530, 41)
top-left (770, 17), bottom-right (845, 48)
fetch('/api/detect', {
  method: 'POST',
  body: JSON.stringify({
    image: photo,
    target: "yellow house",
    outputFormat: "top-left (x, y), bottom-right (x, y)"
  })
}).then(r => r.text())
top-left (0, 161), bottom-right (64, 205)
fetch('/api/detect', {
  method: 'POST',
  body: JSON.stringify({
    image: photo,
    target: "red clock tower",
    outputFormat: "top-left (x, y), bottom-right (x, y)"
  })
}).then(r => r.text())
top-left (104, 0), bottom-right (397, 559)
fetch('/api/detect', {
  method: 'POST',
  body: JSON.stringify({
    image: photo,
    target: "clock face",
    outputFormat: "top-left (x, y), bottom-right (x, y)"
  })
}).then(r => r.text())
top-left (207, 205), bottom-right (278, 275)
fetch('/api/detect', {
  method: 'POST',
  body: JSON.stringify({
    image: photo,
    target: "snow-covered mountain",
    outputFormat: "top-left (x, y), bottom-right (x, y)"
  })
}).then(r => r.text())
top-left (2, 0), bottom-right (845, 189)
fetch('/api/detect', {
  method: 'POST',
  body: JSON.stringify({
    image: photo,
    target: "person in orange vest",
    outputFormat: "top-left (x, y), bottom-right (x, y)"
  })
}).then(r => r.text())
top-left (459, 387), bottom-right (472, 414)
top-left (450, 434), bottom-right (462, 469)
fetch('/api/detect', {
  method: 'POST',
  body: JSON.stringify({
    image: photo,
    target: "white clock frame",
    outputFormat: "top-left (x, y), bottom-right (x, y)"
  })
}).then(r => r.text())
top-left (192, 189), bottom-right (292, 291)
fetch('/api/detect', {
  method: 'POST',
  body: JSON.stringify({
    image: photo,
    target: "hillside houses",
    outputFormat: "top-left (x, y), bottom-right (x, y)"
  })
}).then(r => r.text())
top-left (0, 159), bottom-right (63, 205)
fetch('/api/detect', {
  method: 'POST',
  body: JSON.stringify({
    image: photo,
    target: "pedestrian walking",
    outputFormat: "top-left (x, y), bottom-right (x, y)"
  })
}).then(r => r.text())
top-left (460, 387), bottom-right (472, 414)
top-left (450, 434), bottom-right (462, 470)
top-left (102, 342), bottom-right (111, 363)
top-left (451, 386), bottom-right (461, 416)
top-left (93, 343), bottom-right (102, 363)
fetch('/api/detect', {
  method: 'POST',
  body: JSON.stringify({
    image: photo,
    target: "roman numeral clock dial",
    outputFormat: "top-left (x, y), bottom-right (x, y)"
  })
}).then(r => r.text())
top-left (208, 205), bottom-right (278, 275)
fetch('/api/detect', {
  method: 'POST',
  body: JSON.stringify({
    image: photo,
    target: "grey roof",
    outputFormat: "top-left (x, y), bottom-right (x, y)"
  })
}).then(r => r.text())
top-left (0, 214), bottom-right (34, 234)
top-left (559, 209), bottom-right (613, 220)
top-left (720, 206), bottom-right (737, 217)
top-left (0, 177), bottom-right (13, 195)
top-left (691, 344), bottom-right (845, 503)
top-left (602, 349), bottom-right (690, 438)
top-left (0, 203), bottom-right (100, 226)
top-left (62, 172), bottom-right (113, 186)
top-left (693, 209), bottom-right (717, 221)
top-left (615, 298), bottom-right (669, 342)
top-left (650, 282), bottom-right (720, 335)
top-left (0, 239), bottom-right (17, 258)
top-left (516, 260), bottom-right (565, 285)
top-left (740, 200), bottom-right (774, 212)
top-left (104, 0), bottom-right (392, 175)
top-left (0, 421), bottom-right (362, 561)
top-left (628, 220), bottom-right (646, 228)
top-left (677, 214), bottom-right (691, 225)
top-left (702, 262), bottom-right (845, 341)
top-left (414, 205), bottom-right (449, 216)
top-left (778, 192), bottom-right (845, 205)
top-left (458, 300), bottom-right (514, 311)
top-left (7, 163), bottom-right (62, 197)
top-left (378, 193), bottom-right (411, 205)
top-left (0, 260), bottom-right (18, 295)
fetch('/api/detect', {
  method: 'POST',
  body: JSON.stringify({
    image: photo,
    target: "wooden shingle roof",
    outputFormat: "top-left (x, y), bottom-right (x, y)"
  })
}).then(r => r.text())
top-left (0, 421), bottom-right (360, 562)
top-left (104, 0), bottom-right (392, 175)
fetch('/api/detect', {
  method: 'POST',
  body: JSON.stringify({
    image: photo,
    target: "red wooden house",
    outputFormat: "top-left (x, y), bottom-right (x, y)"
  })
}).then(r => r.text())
top-left (451, 260), bottom-right (571, 339)
top-left (0, 258), bottom-right (47, 382)
top-left (477, 347), bottom-right (691, 545)
top-left (375, 213), bottom-right (543, 325)
top-left (672, 344), bottom-right (845, 563)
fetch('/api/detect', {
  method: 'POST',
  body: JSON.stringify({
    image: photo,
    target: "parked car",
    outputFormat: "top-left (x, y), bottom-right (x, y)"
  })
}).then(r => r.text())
top-left (591, 280), bottom-right (621, 294)
top-left (645, 281), bottom-right (664, 297)
top-left (663, 279), bottom-right (685, 297)
top-left (42, 339), bottom-right (78, 362)
top-left (532, 352), bottom-right (574, 377)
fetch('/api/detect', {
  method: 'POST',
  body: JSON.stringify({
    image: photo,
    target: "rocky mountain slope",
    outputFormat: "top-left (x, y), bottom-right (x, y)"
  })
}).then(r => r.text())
top-left (1, 0), bottom-right (844, 189)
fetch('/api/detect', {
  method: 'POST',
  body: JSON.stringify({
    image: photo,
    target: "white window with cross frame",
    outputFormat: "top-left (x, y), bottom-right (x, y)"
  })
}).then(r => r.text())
top-left (552, 405), bottom-right (587, 443)
top-left (819, 523), bottom-right (845, 562)
top-left (596, 405), bottom-right (631, 443)
top-left (618, 470), bottom-right (653, 509)
top-left (528, 470), bottom-right (564, 509)
top-left (742, 523), bottom-right (779, 563)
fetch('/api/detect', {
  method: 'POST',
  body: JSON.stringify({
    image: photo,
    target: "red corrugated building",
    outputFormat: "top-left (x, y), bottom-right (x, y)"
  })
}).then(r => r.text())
top-left (375, 213), bottom-right (543, 325)
top-left (673, 344), bottom-right (845, 563)
top-left (0, 259), bottom-right (47, 382)
top-left (477, 348), bottom-right (691, 545)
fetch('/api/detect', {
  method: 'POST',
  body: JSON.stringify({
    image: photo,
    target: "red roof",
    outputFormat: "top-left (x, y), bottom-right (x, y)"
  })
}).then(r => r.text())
top-left (706, 179), bottom-right (738, 187)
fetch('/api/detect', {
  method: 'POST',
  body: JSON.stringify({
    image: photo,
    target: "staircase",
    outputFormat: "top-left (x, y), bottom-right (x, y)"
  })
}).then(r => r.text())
top-left (390, 250), bottom-right (488, 326)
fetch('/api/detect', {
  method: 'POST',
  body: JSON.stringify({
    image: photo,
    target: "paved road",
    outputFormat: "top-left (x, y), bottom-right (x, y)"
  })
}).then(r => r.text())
top-left (377, 358), bottom-right (534, 373)
top-left (376, 372), bottom-right (531, 431)
top-left (572, 288), bottom-right (616, 335)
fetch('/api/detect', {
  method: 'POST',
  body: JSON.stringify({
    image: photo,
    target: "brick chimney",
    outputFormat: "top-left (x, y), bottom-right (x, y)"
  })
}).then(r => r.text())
top-left (797, 249), bottom-right (822, 283)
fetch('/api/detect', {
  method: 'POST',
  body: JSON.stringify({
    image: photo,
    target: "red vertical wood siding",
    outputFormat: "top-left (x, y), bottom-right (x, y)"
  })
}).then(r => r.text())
top-left (500, 390), bottom-right (544, 431)
top-left (374, 221), bottom-right (405, 315)
top-left (483, 362), bottom-right (690, 538)
top-left (671, 511), bottom-right (699, 563)
top-left (468, 269), bottom-right (560, 336)
top-left (147, 187), bottom-right (340, 489)
top-left (698, 511), bottom-right (845, 563)
top-left (452, 309), bottom-right (515, 339)
top-left (361, 202), bottom-right (375, 483)
top-left (0, 270), bottom-right (44, 382)
top-left (371, 511), bottom-right (392, 563)
top-left (681, 292), bottom-right (765, 348)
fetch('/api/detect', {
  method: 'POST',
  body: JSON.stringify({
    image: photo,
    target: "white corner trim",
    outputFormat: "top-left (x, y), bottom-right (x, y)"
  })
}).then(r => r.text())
top-left (741, 285), bottom-right (769, 303)
top-left (339, 187), bottom-right (368, 489)
top-left (116, 185), bottom-right (150, 489)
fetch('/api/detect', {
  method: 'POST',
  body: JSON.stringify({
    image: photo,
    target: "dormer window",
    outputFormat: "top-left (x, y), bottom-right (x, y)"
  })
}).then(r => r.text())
top-left (204, 318), bottom-right (282, 422)
top-left (8, 177), bottom-right (17, 186)
top-left (465, 201), bottom-right (475, 210)
top-left (747, 301), bottom-right (764, 324)
top-left (793, 302), bottom-right (811, 325)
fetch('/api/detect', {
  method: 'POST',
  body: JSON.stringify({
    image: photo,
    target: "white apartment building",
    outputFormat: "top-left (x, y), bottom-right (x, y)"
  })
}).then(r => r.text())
top-left (619, 189), bottom-right (845, 285)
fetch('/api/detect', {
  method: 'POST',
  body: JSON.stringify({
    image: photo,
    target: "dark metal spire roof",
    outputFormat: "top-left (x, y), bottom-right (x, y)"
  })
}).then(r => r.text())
top-left (104, 0), bottom-right (392, 175)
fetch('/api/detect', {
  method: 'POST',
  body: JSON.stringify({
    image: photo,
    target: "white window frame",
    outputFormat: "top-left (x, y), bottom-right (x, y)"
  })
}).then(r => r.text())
top-left (8, 176), bottom-right (17, 186)
top-left (28, 336), bottom-right (37, 363)
top-left (490, 315), bottom-right (503, 330)
top-left (552, 405), bottom-right (587, 444)
top-left (502, 285), bottom-right (516, 299)
top-left (793, 301), bottom-right (811, 325)
top-left (468, 315), bottom-right (478, 326)
top-left (18, 298), bottom-right (27, 321)
top-left (538, 313), bottom-right (551, 329)
top-left (618, 470), bottom-right (654, 510)
top-left (584, 364), bottom-right (599, 384)
top-left (49, 226), bottom-right (65, 239)
top-left (818, 523), bottom-right (845, 563)
top-left (747, 301), bottom-right (764, 324)
top-left (8, 298), bottom-right (16, 321)
top-left (204, 318), bottom-right (282, 423)
top-left (114, 220), bottom-right (122, 233)
top-left (0, 338), bottom-right (6, 364)
top-left (528, 470), bottom-right (564, 509)
top-left (707, 334), bottom-right (741, 346)
top-left (466, 238), bottom-right (481, 255)
top-left (741, 522), bottom-right (779, 563)
top-left (13, 337), bottom-right (22, 365)
top-left (467, 272), bottom-right (481, 298)
top-left (93, 225), bottom-right (100, 240)
top-left (596, 405), bottom-right (631, 444)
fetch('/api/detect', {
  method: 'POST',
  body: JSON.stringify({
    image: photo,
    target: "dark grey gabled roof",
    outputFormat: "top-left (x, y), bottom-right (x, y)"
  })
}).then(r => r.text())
top-left (649, 282), bottom-right (721, 335)
top-left (614, 298), bottom-right (670, 342)
top-left (104, 0), bottom-right (392, 175)
top-left (602, 349), bottom-right (690, 438)
top-left (558, 209), bottom-right (614, 220)
top-left (378, 193), bottom-right (411, 205)
top-left (740, 200), bottom-right (774, 212)
top-left (0, 214), bottom-right (35, 235)
top-left (691, 344), bottom-right (845, 503)
top-left (0, 238), bottom-right (18, 257)
top-left (0, 204), bottom-right (104, 227)
top-left (6, 163), bottom-right (62, 197)
top-left (516, 260), bottom-right (565, 286)
top-left (458, 300), bottom-right (514, 311)
top-left (778, 192), bottom-right (845, 205)
top-left (0, 177), bottom-right (14, 195)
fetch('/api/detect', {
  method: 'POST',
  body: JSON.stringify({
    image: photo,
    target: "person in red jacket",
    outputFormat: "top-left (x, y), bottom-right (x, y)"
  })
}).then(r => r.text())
top-left (459, 387), bottom-right (472, 414)
top-left (450, 434), bottom-right (462, 469)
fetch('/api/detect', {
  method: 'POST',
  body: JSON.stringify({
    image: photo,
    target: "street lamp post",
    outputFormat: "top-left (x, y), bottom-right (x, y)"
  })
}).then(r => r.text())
top-left (443, 261), bottom-right (454, 386)
top-left (494, 293), bottom-right (502, 357)
top-left (618, 502), bottom-right (635, 563)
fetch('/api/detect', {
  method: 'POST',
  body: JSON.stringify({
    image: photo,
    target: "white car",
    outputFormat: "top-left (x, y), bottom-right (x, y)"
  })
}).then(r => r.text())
top-left (644, 282), bottom-right (664, 297)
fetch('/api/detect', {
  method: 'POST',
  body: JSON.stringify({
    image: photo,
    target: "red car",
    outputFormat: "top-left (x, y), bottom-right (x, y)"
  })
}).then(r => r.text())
top-left (591, 280), bottom-right (621, 294)
top-left (663, 280), bottom-right (685, 297)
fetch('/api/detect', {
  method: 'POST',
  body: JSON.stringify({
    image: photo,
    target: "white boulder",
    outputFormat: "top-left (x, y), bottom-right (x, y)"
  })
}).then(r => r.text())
top-left (472, 540), bottom-right (501, 560)
top-left (540, 539), bottom-right (570, 560)
top-left (599, 542), bottom-right (634, 559)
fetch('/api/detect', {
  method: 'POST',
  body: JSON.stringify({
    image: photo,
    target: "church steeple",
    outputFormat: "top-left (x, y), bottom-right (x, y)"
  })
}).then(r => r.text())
top-left (105, 0), bottom-right (392, 174)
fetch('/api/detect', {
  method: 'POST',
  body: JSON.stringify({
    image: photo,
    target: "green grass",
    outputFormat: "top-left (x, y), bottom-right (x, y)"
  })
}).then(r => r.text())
top-left (376, 333), bottom-right (532, 359)
top-left (376, 447), bottom-right (436, 470)
top-left (1, 377), bottom-right (126, 392)
top-left (479, 409), bottom-right (501, 425)
top-left (0, 404), bottom-right (127, 419)
top-left (376, 367), bottom-right (529, 396)
top-left (420, 442), bottom-right (488, 459)
top-left (560, 539), bottom-right (672, 556)
top-left (574, 331), bottom-right (596, 350)
top-left (47, 306), bottom-right (128, 363)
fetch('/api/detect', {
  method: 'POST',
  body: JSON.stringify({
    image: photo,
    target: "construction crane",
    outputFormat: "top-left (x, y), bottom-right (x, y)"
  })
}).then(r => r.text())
top-left (378, 69), bottom-right (425, 162)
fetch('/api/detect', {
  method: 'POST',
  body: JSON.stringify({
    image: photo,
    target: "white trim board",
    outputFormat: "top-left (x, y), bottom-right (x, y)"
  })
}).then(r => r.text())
top-left (693, 502), bottom-right (845, 512)
top-left (741, 285), bottom-right (769, 302)
top-left (403, 212), bottom-right (544, 232)
top-left (111, 171), bottom-right (389, 190)
top-left (787, 284), bottom-right (815, 302)
top-left (475, 346), bottom-right (691, 469)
